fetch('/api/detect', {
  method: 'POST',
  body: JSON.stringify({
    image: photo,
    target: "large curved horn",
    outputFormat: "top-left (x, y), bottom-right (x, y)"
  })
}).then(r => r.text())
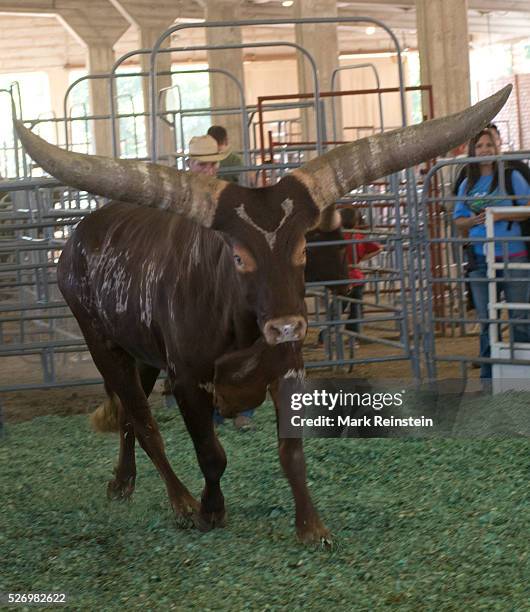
top-left (14, 120), bottom-right (229, 228)
top-left (292, 85), bottom-right (512, 211)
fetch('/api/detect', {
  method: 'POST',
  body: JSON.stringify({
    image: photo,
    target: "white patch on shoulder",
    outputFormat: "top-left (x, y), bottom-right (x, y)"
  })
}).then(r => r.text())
top-left (198, 382), bottom-right (215, 394)
top-left (235, 198), bottom-right (293, 250)
top-left (231, 352), bottom-right (260, 381)
top-left (283, 368), bottom-right (306, 382)
top-left (90, 249), bottom-right (132, 317)
top-left (188, 233), bottom-right (201, 270)
top-left (139, 259), bottom-right (159, 327)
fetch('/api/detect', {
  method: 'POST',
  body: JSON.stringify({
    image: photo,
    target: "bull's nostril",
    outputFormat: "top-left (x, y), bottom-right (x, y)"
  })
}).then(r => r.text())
top-left (264, 316), bottom-right (307, 344)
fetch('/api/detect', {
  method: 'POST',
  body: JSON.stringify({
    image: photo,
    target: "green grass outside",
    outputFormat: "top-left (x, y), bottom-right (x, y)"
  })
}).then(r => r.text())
top-left (0, 403), bottom-right (529, 611)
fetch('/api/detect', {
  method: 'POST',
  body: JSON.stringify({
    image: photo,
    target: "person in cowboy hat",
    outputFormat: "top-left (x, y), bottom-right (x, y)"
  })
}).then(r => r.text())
top-left (187, 134), bottom-right (230, 177)
top-left (207, 125), bottom-right (243, 184)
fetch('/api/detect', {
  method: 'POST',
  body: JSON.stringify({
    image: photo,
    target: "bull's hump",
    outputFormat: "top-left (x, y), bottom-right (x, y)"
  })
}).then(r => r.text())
top-left (75, 202), bottom-right (200, 261)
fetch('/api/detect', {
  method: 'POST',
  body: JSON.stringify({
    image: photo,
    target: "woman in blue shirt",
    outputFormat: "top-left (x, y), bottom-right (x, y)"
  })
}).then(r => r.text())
top-left (453, 129), bottom-right (530, 382)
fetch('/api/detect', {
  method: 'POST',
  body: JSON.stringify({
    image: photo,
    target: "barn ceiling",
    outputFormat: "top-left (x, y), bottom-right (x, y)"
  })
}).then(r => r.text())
top-left (0, 0), bottom-right (529, 73)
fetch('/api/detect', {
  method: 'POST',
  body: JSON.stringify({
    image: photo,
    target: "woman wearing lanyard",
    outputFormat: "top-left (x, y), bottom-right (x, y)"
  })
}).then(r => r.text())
top-left (453, 129), bottom-right (530, 383)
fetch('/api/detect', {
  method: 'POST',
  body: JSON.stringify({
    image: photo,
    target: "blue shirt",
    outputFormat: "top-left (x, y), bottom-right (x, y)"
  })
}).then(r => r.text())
top-left (453, 171), bottom-right (530, 257)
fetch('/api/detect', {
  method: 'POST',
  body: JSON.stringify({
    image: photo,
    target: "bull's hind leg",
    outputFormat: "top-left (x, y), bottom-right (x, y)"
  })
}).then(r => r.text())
top-left (82, 333), bottom-right (200, 525)
top-left (107, 363), bottom-right (160, 501)
top-left (173, 385), bottom-right (227, 531)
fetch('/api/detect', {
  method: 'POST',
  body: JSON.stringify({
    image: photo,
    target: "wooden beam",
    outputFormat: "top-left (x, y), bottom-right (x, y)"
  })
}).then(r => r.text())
top-left (54, 1), bottom-right (129, 48)
top-left (339, 0), bottom-right (530, 12)
top-left (109, 0), bottom-right (180, 30)
top-left (0, 0), bottom-right (54, 12)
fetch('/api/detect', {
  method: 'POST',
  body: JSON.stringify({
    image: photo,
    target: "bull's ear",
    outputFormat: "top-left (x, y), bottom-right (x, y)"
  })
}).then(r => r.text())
top-left (316, 205), bottom-right (341, 232)
top-left (14, 120), bottom-right (229, 228)
top-left (292, 85), bottom-right (512, 211)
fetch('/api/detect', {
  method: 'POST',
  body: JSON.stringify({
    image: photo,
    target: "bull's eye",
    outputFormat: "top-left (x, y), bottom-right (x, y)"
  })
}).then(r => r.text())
top-left (232, 245), bottom-right (257, 273)
top-left (292, 238), bottom-right (307, 266)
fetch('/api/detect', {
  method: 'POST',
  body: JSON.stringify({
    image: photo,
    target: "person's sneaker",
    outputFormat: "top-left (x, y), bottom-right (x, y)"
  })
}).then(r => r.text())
top-left (234, 415), bottom-right (255, 431)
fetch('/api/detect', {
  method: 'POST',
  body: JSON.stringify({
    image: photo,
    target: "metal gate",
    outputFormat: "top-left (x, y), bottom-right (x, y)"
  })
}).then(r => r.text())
top-left (3, 17), bottom-right (527, 397)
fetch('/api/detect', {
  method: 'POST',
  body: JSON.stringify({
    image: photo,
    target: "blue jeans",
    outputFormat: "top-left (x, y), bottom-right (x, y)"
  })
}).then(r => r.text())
top-left (213, 408), bottom-right (254, 425)
top-left (468, 254), bottom-right (530, 379)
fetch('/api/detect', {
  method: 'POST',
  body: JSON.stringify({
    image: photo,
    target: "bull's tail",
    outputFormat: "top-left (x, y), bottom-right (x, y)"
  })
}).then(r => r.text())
top-left (90, 392), bottom-right (121, 433)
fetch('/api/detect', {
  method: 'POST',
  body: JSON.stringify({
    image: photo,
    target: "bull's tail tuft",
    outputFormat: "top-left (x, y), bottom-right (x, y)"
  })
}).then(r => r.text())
top-left (90, 393), bottom-right (121, 433)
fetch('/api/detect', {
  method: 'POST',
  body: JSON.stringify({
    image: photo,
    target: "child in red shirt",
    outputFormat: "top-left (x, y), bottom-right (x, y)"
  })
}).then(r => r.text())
top-left (340, 208), bottom-right (382, 336)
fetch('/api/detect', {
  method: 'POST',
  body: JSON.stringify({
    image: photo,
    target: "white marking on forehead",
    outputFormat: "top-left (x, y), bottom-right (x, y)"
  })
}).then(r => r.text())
top-left (235, 198), bottom-right (293, 250)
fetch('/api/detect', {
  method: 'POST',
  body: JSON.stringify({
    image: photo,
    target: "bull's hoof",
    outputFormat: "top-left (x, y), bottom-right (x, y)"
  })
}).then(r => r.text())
top-left (107, 477), bottom-right (135, 501)
top-left (193, 508), bottom-right (226, 532)
top-left (296, 522), bottom-right (333, 548)
top-left (171, 496), bottom-right (201, 529)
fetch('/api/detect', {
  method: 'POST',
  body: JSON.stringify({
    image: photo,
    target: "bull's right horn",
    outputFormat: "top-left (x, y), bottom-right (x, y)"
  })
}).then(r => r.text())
top-left (292, 85), bottom-right (512, 212)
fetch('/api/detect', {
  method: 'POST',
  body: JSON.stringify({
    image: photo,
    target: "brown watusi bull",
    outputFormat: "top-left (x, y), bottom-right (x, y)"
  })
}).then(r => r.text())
top-left (14, 85), bottom-right (510, 544)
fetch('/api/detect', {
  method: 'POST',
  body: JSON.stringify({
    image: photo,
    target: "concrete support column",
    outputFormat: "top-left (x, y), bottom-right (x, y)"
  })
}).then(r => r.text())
top-left (206, 0), bottom-right (245, 152)
top-left (139, 27), bottom-right (174, 159)
top-left (416, 0), bottom-right (471, 118)
top-left (54, 2), bottom-right (129, 156)
top-left (1, 2), bottom-right (143, 155)
top-left (87, 44), bottom-right (116, 156)
top-left (47, 67), bottom-right (70, 144)
top-left (294, 0), bottom-right (342, 146)
top-left (109, 0), bottom-right (181, 159)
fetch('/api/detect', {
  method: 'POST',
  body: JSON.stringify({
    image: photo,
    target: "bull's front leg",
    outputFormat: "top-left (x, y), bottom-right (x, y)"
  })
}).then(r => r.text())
top-left (270, 379), bottom-right (331, 546)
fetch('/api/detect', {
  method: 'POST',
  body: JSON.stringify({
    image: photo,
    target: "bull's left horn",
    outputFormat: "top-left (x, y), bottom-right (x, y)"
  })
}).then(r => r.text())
top-left (14, 121), bottom-right (229, 228)
top-left (292, 85), bottom-right (512, 211)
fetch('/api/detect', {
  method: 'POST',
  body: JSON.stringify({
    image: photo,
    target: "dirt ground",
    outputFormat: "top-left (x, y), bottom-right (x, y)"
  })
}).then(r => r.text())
top-left (304, 327), bottom-right (481, 380)
top-left (1, 324), bottom-right (481, 424)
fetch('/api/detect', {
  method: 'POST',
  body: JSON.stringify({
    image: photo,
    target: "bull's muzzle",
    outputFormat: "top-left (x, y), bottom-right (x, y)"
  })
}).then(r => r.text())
top-left (263, 316), bottom-right (307, 345)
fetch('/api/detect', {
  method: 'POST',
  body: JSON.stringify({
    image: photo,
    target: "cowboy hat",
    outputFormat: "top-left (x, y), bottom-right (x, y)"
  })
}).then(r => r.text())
top-left (188, 135), bottom-right (231, 162)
